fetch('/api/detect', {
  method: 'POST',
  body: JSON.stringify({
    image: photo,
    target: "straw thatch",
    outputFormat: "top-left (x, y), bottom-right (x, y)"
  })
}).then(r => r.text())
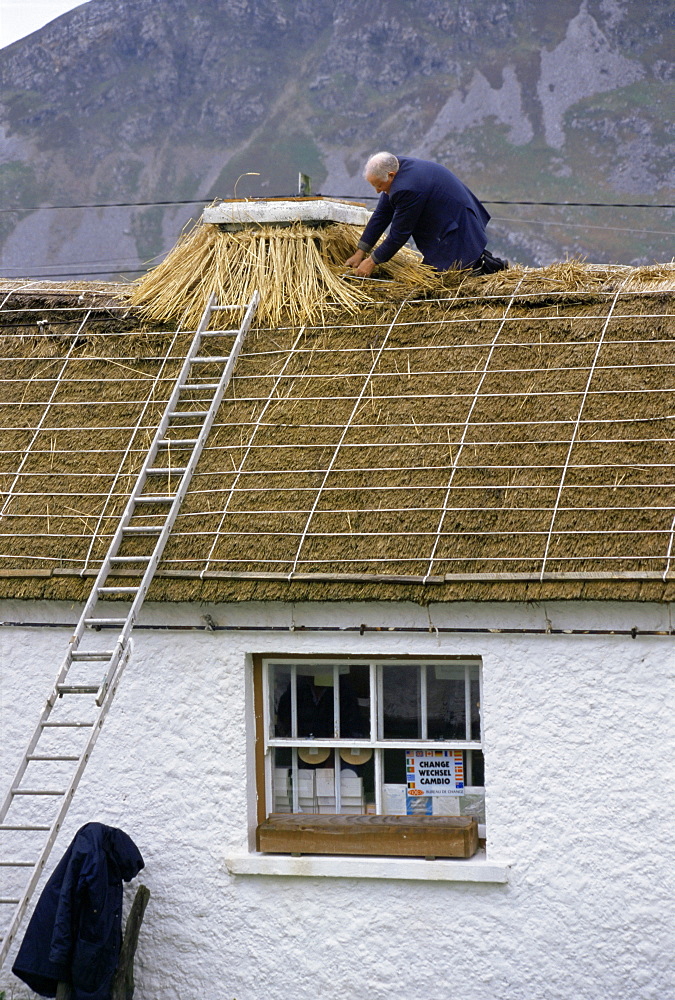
top-left (129, 220), bottom-right (442, 330)
top-left (1, 263), bottom-right (674, 604)
top-left (128, 213), bottom-right (675, 332)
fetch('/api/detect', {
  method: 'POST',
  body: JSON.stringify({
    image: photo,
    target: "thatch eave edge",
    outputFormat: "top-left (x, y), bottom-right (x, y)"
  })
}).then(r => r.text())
top-left (0, 569), bottom-right (671, 605)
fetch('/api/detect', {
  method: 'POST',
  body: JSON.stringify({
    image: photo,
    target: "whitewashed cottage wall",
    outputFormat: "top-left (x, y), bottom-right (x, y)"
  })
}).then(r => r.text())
top-left (1, 597), bottom-right (672, 1000)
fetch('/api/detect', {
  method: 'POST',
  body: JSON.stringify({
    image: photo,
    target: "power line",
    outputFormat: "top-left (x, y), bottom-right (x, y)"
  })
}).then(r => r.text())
top-left (492, 215), bottom-right (675, 236)
top-left (1, 195), bottom-right (674, 214)
top-left (0, 268), bottom-right (148, 279)
top-left (479, 199), bottom-right (673, 209)
top-left (0, 254), bottom-right (163, 269)
top-left (330, 195), bottom-right (675, 209)
top-left (0, 198), bottom-right (206, 214)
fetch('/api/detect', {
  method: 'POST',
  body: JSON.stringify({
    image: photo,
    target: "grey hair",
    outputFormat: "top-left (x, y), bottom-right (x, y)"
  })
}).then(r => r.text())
top-left (364, 152), bottom-right (399, 181)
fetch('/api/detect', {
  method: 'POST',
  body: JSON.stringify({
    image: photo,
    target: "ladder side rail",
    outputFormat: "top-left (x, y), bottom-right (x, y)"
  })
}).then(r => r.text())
top-left (1, 297), bottom-right (222, 820)
top-left (0, 644), bottom-right (133, 967)
top-left (69, 294), bottom-right (219, 646)
top-left (0, 696), bottom-right (61, 822)
top-left (101, 292), bottom-right (260, 655)
top-left (1, 293), bottom-right (258, 962)
top-left (0, 635), bottom-right (126, 821)
top-left (0, 635), bottom-right (123, 821)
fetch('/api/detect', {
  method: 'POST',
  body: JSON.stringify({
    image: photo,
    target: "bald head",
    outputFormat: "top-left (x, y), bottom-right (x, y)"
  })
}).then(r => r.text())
top-left (364, 152), bottom-right (399, 181)
top-left (364, 152), bottom-right (399, 195)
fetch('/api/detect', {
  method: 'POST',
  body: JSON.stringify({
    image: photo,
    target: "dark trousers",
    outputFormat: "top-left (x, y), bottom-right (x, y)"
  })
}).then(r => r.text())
top-left (471, 249), bottom-right (509, 274)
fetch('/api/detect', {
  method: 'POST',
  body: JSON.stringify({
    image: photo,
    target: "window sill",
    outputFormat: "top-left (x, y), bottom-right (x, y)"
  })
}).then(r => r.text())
top-left (225, 849), bottom-right (510, 883)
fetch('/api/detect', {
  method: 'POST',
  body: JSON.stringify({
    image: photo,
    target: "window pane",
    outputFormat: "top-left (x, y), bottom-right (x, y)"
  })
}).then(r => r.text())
top-left (272, 746), bottom-right (374, 815)
top-left (381, 748), bottom-right (483, 818)
top-left (459, 788), bottom-right (485, 825)
top-left (465, 748), bottom-right (484, 788)
top-left (270, 663), bottom-right (292, 737)
top-left (382, 750), bottom-right (409, 815)
top-left (339, 663), bottom-right (370, 740)
top-left (470, 668), bottom-right (481, 741)
top-left (341, 751), bottom-right (374, 814)
top-left (426, 663), bottom-right (467, 740)
top-left (271, 746), bottom-right (293, 811)
top-left (295, 665), bottom-right (336, 737)
top-left (381, 664), bottom-right (421, 739)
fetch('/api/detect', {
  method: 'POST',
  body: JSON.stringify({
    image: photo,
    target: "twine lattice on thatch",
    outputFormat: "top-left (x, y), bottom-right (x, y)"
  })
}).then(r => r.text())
top-left (1, 275), bottom-right (674, 605)
top-left (128, 221), bottom-right (440, 329)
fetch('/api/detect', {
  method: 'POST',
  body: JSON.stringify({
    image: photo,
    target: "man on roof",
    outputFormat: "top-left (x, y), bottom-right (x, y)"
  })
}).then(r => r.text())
top-left (345, 152), bottom-right (508, 277)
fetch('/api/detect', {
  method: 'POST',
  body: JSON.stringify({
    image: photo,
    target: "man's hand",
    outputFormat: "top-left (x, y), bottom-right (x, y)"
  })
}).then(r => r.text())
top-left (345, 249), bottom-right (367, 269)
top-left (347, 257), bottom-right (376, 278)
top-left (346, 249), bottom-right (376, 277)
top-left (353, 256), bottom-right (376, 278)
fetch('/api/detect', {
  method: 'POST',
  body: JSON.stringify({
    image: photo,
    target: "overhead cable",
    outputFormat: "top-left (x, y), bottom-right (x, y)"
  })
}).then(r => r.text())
top-left (1, 195), bottom-right (674, 214)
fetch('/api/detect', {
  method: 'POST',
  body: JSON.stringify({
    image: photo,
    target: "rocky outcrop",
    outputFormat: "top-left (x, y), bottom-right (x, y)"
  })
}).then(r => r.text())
top-left (0, 0), bottom-right (672, 275)
top-left (537, 5), bottom-right (644, 148)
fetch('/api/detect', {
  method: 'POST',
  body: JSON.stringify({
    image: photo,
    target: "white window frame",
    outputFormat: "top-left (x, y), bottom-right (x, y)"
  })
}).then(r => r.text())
top-left (261, 655), bottom-right (485, 833)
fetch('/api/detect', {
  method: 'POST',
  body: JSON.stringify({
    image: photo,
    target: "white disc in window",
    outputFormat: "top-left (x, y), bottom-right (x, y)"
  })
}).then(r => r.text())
top-left (297, 747), bottom-right (331, 764)
top-left (339, 748), bottom-right (373, 766)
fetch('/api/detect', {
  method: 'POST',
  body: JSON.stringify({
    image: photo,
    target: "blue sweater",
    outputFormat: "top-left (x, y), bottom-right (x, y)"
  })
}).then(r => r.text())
top-left (358, 156), bottom-right (490, 270)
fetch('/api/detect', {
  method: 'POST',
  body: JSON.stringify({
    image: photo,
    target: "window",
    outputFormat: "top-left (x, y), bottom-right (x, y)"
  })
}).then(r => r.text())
top-left (253, 657), bottom-right (485, 858)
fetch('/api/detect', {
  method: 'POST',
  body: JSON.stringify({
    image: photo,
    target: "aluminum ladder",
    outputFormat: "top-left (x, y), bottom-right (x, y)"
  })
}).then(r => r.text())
top-left (0, 291), bottom-right (259, 967)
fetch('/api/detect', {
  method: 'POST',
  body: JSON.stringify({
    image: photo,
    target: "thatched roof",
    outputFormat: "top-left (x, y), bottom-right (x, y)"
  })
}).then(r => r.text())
top-left (1, 263), bottom-right (674, 604)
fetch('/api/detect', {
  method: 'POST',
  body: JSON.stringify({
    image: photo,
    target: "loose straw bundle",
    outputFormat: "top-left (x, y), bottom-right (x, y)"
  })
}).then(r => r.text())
top-left (129, 216), bottom-right (675, 330)
top-left (129, 220), bottom-right (438, 329)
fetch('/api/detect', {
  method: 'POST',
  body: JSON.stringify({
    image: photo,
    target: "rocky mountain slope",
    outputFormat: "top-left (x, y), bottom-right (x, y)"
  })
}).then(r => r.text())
top-left (1, 0), bottom-right (673, 279)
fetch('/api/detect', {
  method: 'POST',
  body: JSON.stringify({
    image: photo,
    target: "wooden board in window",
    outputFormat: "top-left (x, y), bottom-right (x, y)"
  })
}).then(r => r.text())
top-left (258, 813), bottom-right (479, 858)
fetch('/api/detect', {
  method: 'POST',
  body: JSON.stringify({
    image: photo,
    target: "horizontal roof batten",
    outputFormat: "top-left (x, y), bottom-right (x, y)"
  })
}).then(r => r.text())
top-left (2, 333), bottom-right (673, 356)
top-left (0, 567), bottom-right (670, 584)
top-left (4, 463), bottom-right (674, 478)
top-left (0, 436), bottom-right (670, 456)
top-left (3, 413), bottom-right (673, 434)
top-left (3, 483), bottom-right (674, 500)
top-left (3, 359), bottom-right (675, 386)
top-left (2, 388), bottom-right (675, 409)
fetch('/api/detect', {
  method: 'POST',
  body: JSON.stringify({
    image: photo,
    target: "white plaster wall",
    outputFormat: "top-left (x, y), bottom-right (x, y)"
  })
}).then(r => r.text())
top-left (1, 598), bottom-right (673, 1000)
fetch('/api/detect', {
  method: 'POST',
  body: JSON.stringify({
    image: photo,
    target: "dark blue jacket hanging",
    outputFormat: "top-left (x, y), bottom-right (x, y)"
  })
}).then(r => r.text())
top-left (12, 823), bottom-right (144, 1000)
top-left (358, 156), bottom-right (490, 270)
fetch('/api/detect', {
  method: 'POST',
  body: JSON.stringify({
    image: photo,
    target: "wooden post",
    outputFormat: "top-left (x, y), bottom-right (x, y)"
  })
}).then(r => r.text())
top-left (110, 884), bottom-right (151, 1000)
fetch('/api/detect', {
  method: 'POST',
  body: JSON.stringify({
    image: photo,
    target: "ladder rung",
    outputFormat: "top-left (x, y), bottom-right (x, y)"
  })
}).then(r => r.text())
top-left (0, 825), bottom-right (51, 831)
top-left (1, 898), bottom-right (21, 904)
top-left (98, 587), bottom-right (140, 594)
top-left (56, 685), bottom-right (100, 695)
top-left (134, 495), bottom-right (175, 504)
top-left (42, 722), bottom-right (94, 728)
top-left (119, 526), bottom-right (161, 535)
top-left (110, 555), bottom-right (152, 561)
top-left (70, 650), bottom-right (114, 661)
top-left (190, 356), bottom-right (231, 363)
top-left (158, 438), bottom-right (198, 447)
top-left (179, 383), bottom-right (220, 391)
top-left (146, 467), bottom-right (187, 475)
top-left (0, 862), bottom-right (35, 868)
top-left (11, 789), bottom-right (65, 796)
top-left (211, 304), bottom-right (239, 310)
top-left (201, 330), bottom-right (237, 336)
top-left (84, 618), bottom-right (126, 627)
top-left (27, 755), bottom-right (79, 762)
top-left (168, 410), bottom-right (207, 418)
